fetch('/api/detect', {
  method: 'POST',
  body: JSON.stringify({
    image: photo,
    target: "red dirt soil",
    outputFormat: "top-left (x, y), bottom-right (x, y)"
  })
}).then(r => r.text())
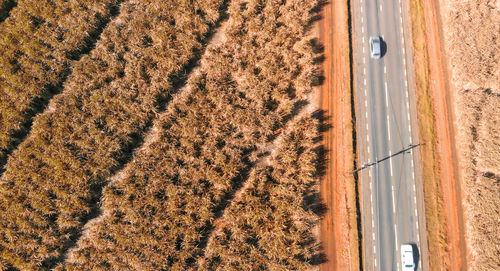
top-left (421, 0), bottom-right (468, 269)
top-left (317, 1), bottom-right (359, 270)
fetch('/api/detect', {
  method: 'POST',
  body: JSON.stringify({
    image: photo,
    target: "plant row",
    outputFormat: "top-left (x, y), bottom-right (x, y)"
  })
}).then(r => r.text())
top-left (0, 0), bottom-right (224, 269)
top-left (56, 0), bottom-right (320, 270)
top-left (0, 0), bottom-right (123, 166)
top-left (201, 117), bottom-right (320, 271)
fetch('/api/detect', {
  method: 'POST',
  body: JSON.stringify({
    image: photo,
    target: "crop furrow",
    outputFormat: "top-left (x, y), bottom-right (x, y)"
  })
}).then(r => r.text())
top-left (0, 0), bottom-right (226, 269)
top-left (0, 0), bottom-right (15, 23)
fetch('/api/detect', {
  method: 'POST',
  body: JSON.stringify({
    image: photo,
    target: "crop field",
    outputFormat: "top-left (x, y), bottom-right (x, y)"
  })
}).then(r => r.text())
top-left (441, 0), bottom-right (499, 269)
top-left (0, 0), bottom-right (323, 270)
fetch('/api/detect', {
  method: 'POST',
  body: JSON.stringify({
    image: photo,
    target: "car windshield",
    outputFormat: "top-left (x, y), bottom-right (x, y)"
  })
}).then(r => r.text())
top-left (405, 264), bottom-right (414, 267)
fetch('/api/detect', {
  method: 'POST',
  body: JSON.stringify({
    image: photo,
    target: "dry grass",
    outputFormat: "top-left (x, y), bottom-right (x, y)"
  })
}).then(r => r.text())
top-left (440, 0), bottom-right (500, 269)
top-left (455, 89), bottom-right (500, 270)
top-left (408, 0), bottom-right (448, 268)
top-left (0, 0), bottom-right (323, 270)
top-left (0, 0), bottom-right (225, 269)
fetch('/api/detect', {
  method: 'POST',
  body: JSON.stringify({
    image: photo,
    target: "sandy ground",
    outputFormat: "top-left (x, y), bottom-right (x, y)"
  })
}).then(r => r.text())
top-left (316, 1), bottom-right (359, 270)
top-left (420, 0), bottom-right (468, 269)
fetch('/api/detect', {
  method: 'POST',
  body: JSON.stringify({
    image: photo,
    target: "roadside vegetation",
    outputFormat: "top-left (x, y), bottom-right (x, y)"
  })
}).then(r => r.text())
top-left (0, 0), bottom-right (323, 270)
top-left (0, 0), bottom-right (224, 269)
top-left (441, 0), bottom-right (499, 269)
top-left (408, 0), bottom-right (447, 268)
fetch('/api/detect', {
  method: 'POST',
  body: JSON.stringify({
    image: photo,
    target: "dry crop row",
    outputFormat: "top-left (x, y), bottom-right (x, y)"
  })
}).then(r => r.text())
top-left (201, 118), bottom-right (320, 270)
top-left (0, 0), bottom-right (122, 167)
top-left (56, 0), bottom-right (320, 270)
top-left (0, 0), bottom-right (225, 269)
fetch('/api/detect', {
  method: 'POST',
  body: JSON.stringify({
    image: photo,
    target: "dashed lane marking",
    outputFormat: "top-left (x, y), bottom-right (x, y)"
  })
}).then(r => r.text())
top-left (392, 186), bottom-right (396, 213)
top-left (387, 115), bottom-right (391, 141)
top-left (394, 223), bottom-right (398, 249)
top-left (389, 151), bottom-right (393, 176)
top-left (384, 82), bottom-right (389, 107)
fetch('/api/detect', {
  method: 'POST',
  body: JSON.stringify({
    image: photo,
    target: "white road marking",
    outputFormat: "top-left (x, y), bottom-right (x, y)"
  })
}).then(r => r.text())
top-left (361, 16), bottom-right (364, 23)
top-left (392, 186), bottom-right (396, 213)
top-left (364, 67), bottom-right (366, 75)
top-left (364, 79), bottom-right (367, 86)
top-left (389, 151), bottom-right (393, 176)
top-left (412, 171), bottom-right (415, 180)
top-left (394, 224), bottom-right (398, 248)
top-left (365, 100), bottom-right (367, 107)
top-left (403, 57), bottom-right (406, 66)
top-left (384, 66), bottom-right (387, 74)
top-left (363, 57), bottom-right (366, 64)
top-left (366, 134), bottom-right (369, 142)
top-left (366, 111), bottom-right (368, 119)
top-left (374, 259), bottom-right (377, 267)
top-left (405, 80), bottom-right (408, 87)
top-left (361, 6), bottom-right (363, 13)
top-left (384, 82), bottom-right (389, 107)
top-left (367, 147), bottom-right (370, 154)
top-left (369, 169), bottom-right (372, 178)
top-left (400, 17), bottom-right (403, 23)
top-left (362, 27), bottom-right (364, 33)
top-left (363, 46), bottom-right (365, 53)
top-left (380, 4), bottom-right (383, 12)
top-left (387, 115), bottom-right (391, 141)
top-left (404, 69), bottom-right (407, 77)
top-left (362, 36), bottom-right (365, 43)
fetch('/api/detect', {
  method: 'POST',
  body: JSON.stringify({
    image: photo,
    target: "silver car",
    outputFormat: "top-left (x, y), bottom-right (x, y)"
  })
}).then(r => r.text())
top-left (369, 36), bottom-right (381, 59)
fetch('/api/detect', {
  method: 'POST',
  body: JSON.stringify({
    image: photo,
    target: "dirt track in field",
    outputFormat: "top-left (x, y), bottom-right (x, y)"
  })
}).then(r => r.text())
top-left (316, 0), bottom-right (359, 270)
top-left (421, 0), bottom-right (468, 269)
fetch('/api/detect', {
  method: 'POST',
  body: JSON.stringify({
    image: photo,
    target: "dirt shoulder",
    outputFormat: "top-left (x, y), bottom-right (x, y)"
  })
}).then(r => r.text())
top-left (316, 0), bottom-right (360, 270)
top-left (408, 0), bottom-right (468, 270)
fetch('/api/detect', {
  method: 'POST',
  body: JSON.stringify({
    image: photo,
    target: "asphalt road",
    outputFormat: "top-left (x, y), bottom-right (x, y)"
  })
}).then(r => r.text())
top-left (352, 0), bottom-right (429, 270)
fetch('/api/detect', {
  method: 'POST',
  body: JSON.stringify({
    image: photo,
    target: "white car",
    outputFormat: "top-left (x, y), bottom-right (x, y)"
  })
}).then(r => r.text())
top-left (401, 244), bottom-right (415, 271)
top-left (369, 36), bottom-right (382, 59)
